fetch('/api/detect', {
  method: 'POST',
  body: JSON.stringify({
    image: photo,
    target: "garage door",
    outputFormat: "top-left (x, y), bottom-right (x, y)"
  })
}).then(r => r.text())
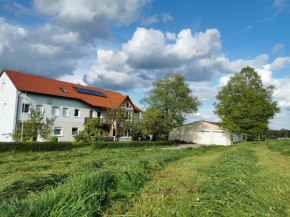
top-left (198, 131), bottom-right (211, 145)
top-left (213, 131), bottom-right (227, 145)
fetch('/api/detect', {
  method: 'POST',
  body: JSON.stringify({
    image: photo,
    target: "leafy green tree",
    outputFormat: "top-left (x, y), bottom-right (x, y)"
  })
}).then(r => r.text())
top-left (80, 117), bottom-right (104, 142)
top-left (13, 106), bottom-right (56, 141)
top-left (138, 107), bottom-right (169, 140)
top-left (140, 73), bottom-right (200, 138)
top-left (214, 66), bottom-right (280, 139)
top-left (106, 107), bottom-right (133, 140)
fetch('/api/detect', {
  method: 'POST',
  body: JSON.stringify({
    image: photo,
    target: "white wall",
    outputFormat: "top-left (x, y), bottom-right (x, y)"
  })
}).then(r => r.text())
top-left (16, 93), bottom-right (93, 141)
top-left (0, 72), bottom-right (18, 141)
top-left (169, 121), bottom-right (233, 146)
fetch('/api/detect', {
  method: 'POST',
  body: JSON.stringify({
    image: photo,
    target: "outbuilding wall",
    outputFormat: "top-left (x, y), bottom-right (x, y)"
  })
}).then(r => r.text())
top-left (169, 121), bottom-right (234, 146)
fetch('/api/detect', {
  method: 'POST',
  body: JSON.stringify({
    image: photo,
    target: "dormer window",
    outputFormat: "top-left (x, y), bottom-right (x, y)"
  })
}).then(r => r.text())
top-left (60, 87), bottom-right (68, 93)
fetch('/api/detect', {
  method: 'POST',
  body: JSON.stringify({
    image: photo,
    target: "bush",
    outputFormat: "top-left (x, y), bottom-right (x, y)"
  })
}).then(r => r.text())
top-left (0, 142), bottom-right (72, 153)
top-left (50, 136), bottom-right (58, 142)
top-left (92, 141), bottom-right (175, 149)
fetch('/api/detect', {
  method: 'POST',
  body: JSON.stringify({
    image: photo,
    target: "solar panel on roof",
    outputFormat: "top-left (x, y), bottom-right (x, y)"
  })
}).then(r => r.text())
top-left (73, 86), bottom-right (107, 98)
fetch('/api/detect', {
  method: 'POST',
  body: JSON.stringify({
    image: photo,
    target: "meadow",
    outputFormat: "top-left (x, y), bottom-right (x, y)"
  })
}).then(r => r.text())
top-left (0, 140), bottom-right (290, 216)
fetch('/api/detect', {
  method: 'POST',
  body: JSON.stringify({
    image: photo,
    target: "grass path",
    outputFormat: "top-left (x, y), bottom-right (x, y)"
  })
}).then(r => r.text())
top-left (106, 149), bottom-right (225, 216)
top-left (119, 144), bottom-right (290, 217)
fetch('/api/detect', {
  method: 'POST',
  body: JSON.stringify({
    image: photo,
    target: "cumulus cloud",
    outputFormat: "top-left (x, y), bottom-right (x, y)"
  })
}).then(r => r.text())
top-left (272, 43), bottom-right (285, 53)
top-left (84, 27), bottom-right (283, 91)
top-left (0, 18), bottom-right (86, 78)
top-left (31, 0), bottom-right (150, 41)
top-left (270, 57), bottom-right (290, 70)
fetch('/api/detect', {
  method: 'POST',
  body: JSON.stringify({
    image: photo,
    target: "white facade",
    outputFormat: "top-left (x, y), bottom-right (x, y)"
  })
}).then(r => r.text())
top-left (0, 72), bottom-right (19, 141)
top-left (169, 121), bottom-right (243, 146)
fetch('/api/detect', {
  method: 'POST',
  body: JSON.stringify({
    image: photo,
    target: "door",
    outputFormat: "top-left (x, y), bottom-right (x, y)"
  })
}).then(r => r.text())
top-left (198, 131), bottom-right (211, 145)
top-left (213, 131), bottom-right (227, 145)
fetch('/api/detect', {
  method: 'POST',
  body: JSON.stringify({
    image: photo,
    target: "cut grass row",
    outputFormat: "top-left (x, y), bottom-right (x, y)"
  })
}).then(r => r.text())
top-left (267, 139), bottom-right (290, 156)
top-left (123, 143), bottom-right (290, 216)
top-left (0, 145), bottom-right (225, 216)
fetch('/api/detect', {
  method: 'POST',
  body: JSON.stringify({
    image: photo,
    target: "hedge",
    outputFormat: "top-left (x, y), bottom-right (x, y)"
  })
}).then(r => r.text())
top-left (91, 141), bottom-right (175, 149)
top-left (0, 142), bottom-right (72, 153)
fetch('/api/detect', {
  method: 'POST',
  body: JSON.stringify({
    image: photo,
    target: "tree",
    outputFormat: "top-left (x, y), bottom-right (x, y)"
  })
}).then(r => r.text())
top-left (140, 73), bottom-right (200, 138)
top-left (80, 117), bottom-right (104, 142)
top-left (106, 107), bottom-right (133, 140)
top-left (13, 106), bottom-right (56, 141)
top-left (138, 107), bottom-right (169, 140)
top-left (214, 66), bottom-right (280, 139)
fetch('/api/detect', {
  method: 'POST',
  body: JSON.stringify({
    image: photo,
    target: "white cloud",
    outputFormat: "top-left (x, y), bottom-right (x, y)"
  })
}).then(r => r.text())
top-left (0, 18), bottom-right (86, 79)
top-left (270, 57), bottom-right (290, 70)
top-left (166, 32), bottom-right (176, 41)
top-left (272, 43), bottom-right (285, 53)
top-left (141, 14), bottom-right (159, 26)
top-left (162, 13), bottom-right (173, 23)
top-left (84, 27), bottom-right (282, 91)
top-left (31, 0), bottom-right (150, 41)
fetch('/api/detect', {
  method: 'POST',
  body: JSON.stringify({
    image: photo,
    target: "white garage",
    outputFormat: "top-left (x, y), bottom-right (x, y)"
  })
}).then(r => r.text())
top-left (169, 120), bottom-right (242, 146)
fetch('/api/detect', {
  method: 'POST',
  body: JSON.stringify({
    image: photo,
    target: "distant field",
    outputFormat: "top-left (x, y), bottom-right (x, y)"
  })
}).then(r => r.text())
top-left (1, 141), bottom-right (289, 216)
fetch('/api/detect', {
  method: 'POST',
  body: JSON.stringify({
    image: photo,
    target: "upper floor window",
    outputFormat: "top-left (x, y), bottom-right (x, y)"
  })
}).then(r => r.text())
top-left (63, 107), bottom-right (69, 117)
top-left (36, 105), bottom-right (44, 113)
top-left (22, 103), bottom-right (30, 113)
top-left (74, 109), bottom-right (80, 117)
top-left (52, 106), bottom-right (59, 117)
top-left (3, 103), bottom-right (7, 114)
top-left (1, 82), bottom-right (5, 93)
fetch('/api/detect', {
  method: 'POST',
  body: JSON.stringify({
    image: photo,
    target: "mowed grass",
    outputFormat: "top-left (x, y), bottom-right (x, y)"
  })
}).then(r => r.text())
top-left (121, 142), bottom-right (290, 217)
top-left (0, 145), bottom-right (223, 216)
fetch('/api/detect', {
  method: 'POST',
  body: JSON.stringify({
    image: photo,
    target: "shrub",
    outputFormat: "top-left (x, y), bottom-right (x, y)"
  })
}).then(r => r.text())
top-left (91, 141), bottom-right (175, 149)
top-left (0, 142), bottom-right (72, 153)
top-left (50, 136), bottom-right (58, 142)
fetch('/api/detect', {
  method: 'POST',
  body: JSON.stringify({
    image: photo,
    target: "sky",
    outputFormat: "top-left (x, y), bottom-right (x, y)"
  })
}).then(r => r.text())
top-left (0, 0), bottom-right (290, 129)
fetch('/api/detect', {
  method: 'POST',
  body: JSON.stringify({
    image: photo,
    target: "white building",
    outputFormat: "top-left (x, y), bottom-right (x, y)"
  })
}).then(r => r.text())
top-left (169, 121), bottom-right (243, 146)
top-left (0, 69), bottom-right (142, 142)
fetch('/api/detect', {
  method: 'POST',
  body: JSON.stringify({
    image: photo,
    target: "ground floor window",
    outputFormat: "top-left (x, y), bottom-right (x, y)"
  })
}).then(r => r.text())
top-left (72, 127), bottom-right (79, 135)
top-left (22, 103), bottom-right (30, 113)
top-left (54, 127), bottom-right (62, 136)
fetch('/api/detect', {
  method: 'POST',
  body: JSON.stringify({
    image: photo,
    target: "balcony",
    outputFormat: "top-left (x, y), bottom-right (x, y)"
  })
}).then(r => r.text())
top-left (84, 117), bottom-right (112, 125)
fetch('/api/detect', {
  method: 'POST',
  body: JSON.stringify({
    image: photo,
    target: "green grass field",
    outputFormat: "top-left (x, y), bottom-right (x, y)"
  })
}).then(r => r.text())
top-left (1, 140), bottom-right (290, 216)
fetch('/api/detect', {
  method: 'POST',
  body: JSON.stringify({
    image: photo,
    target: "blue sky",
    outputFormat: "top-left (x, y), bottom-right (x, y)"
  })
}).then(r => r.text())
top-left (0, 0), bottom-right (290, 129)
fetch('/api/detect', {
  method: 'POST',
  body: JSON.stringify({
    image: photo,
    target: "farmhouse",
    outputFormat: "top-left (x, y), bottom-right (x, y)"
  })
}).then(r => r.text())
top-left (0, 69), bottom-right (142, 142)
top-left (169, 121), bottom-right (243, 146)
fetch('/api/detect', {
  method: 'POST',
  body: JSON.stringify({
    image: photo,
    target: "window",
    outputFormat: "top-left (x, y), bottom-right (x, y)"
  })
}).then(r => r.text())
top-left (36, 105), bottom-right (44, 113)
top-left (1, 82), bottom-right (5, 93)
top-left (74, 109), bottom-right (80, 117)
top-left (22, 103), bottom-right (30, 113)
top-left (127, 111), bottom-right (131, 119)
top-left (60, 87), bottom-right (68, 93)
top-left (3, 103), bottom-right (7, 114)
top-left (72, 127), bottom-right (79, 135)
top-left (97, 111), bottom-right (101, 118)
top-left (54, 127), bottom-right (62, 136)
top-left (63, 107), bottom-right (69, 117)
top-left (52, 107), bottom-right (59, 116)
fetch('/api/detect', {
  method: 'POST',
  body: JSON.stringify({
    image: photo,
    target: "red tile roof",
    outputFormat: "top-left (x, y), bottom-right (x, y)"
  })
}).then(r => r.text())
top-left (1, 69), bottom-right (142, 112)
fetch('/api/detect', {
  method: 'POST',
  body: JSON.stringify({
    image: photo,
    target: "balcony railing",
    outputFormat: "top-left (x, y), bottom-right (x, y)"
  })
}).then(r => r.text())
top-left (84, 117), bottom-right (112, 125)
